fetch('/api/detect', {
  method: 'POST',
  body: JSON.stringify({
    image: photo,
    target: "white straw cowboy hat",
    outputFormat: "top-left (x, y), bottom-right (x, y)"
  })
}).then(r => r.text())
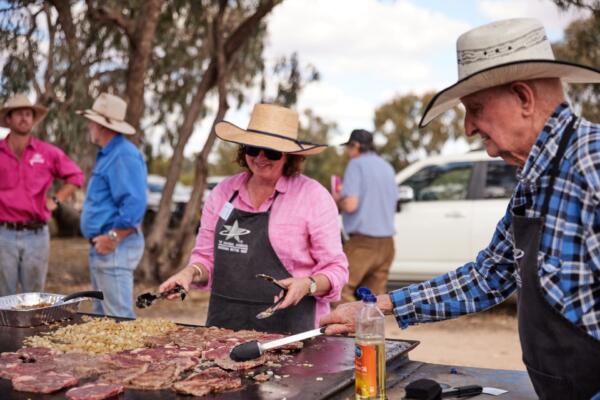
top-left (0, 93), bottom-right (48, 128)
top-left (215, 103), bottom-right (327, 156)
top-left (419, 18), bottom-right (600, 128)
top-left (77, 93), bottom-right (135, 135)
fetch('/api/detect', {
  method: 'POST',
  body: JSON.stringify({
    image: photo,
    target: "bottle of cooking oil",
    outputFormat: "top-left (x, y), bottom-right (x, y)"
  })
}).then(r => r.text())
top-left (355, 287), bottom-right (385, 400)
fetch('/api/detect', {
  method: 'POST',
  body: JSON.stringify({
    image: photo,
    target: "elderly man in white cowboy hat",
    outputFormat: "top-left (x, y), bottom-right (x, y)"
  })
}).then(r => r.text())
top-left (321, 18), bottom-right (600, 399)
top-left (78, 93), bottom-right (147, 319)
top-left (0, 94), bottom-right (84, 296)
top-left (159, 103), bottom-right (348, 334)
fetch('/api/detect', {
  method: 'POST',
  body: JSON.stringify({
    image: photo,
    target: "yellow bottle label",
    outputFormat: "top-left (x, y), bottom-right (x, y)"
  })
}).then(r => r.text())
top-left (355, 342), bottom-right (385, 399)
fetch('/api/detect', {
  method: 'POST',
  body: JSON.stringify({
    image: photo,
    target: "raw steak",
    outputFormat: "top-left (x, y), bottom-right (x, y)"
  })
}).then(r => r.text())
top-left (172, 367), bottom-right (242, 396)
top-left (16, 347), bottom-right (59, 361)
top-left (0, 360), bottom-right (56, 380)
top-left (53, 353), bottom-right (113, 379)
top-left (66, 383), bottom-right (124, 400)
top-left (99, 365), bottom-right (148, 385)
top-left (12, 371), bottom-right (78, 393)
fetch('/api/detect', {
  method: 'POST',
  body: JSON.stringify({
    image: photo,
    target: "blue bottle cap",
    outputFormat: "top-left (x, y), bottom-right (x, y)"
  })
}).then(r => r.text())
top-left (357, 287), bottom-right (376, 302)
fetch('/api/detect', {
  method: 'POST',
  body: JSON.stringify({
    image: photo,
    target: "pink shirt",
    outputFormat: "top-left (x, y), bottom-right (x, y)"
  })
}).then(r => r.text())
top-left (0, 135), bottom-right (84, 222)
top-left (189, 171), bottom-right (349, 327)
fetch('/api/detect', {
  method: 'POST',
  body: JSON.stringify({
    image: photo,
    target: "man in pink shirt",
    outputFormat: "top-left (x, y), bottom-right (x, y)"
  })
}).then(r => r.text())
top-left (0, 94), bottom-right (84, 296)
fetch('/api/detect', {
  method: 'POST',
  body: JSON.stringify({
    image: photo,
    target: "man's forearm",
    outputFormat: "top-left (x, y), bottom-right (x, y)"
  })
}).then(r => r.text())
top-left (54, 183), bottom-right (78, 203)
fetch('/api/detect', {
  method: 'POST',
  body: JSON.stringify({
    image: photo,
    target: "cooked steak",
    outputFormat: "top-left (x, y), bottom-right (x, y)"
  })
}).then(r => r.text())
top-left (12, 371), bottom-right (78, 393)
top-left (128, 363), bottom-right (180, 390)
top-left (66, 383), bottom-right (124, 400)
top-left (172, 367), bottom-right (242, 396)
top-left (214, 353), bottom-right (270, 371)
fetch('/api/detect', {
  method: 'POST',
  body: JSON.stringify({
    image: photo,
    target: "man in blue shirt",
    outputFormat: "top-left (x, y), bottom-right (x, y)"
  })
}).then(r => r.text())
top-left (322, 19), bottom-right (600, 399)
top-left (334, 129), bottom-right (397, 303)
top-left (78, 93), bottom-right (147, 318)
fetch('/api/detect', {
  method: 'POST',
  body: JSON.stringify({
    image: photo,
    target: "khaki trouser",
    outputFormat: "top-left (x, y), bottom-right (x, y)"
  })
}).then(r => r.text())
top-left (338, 234), bottom-right (395, 304)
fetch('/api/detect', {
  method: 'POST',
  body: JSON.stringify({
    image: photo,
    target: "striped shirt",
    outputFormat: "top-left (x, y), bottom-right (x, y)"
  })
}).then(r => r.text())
top-left (390, 103), bottom-right (600, 341)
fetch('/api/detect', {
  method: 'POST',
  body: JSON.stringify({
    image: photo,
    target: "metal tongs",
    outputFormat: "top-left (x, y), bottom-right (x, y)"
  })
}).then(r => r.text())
top-left (255, 274), bottom-right (287, 319)
top-left (136, 284), bottom-right (186, 309)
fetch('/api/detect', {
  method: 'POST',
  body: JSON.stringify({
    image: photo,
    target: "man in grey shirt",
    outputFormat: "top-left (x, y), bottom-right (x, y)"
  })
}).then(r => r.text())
top-left (334, 129), bottom-right (397, 302)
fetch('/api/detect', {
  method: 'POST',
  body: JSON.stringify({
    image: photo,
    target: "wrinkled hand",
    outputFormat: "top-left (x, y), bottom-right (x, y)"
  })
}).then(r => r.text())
top-left (158, 267), bottom-right (195, 299)
top-left (273, 277), bottom-right (311, 311)
top-left (92, 235), bottom-right (118, 255)
top-left (319, 301), bottom-right (363, 335)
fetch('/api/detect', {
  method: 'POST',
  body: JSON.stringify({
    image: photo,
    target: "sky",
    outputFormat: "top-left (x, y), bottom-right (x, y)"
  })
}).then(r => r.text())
top-left (0, 0), bottom-right (590, 156)
top-left (179, 0), bottom-right (589, 157)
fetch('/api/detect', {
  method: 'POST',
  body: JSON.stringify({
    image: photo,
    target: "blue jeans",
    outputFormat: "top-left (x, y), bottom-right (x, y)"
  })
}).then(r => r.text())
top-left (88, 231), bottom-right (144, 318)
top-left (0, 226), bottom-right (49, 296)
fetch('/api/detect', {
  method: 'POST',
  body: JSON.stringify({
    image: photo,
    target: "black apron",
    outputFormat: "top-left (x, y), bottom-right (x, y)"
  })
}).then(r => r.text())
top-left (512, 117), bottom-right (600, 400)
top-left (206, 191), bottom-right (315, 334)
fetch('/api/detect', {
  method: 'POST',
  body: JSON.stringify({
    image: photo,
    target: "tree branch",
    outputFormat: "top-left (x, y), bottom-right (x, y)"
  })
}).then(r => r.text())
top-left (86, 0), bottom-right (135, 38)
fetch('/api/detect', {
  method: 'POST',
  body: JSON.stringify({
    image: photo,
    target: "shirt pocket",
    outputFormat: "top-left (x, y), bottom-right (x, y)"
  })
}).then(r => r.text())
top-left (0, 165), bottom-right (18, 190)
top-left (537, 252), bottom-right (564, 303)
top-left (24, 163), bottom-right (52, 195)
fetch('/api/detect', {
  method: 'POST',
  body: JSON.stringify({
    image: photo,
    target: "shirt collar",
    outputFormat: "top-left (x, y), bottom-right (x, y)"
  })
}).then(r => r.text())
top-left (99, 133), bottom-right (124, 156)
top-left (0, 134), bottom-right (36, 155)
top-left (234, 171), bottom-right (290, 209)
top-left (518, 102), bottom-right (574, 184)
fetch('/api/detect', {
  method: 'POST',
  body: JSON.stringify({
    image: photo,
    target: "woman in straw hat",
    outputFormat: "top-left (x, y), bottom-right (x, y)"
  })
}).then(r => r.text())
top-left (322, 18), bottom-right (600, 399)
top-left (159, 104), bottom-right (349, 333)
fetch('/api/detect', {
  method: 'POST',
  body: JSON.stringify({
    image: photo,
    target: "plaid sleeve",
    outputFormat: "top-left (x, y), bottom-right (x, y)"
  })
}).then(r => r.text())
top-left (390, 205), bottom-right (519, 328)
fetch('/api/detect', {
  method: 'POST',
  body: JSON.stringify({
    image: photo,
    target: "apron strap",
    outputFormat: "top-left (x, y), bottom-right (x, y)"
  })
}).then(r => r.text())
top-left (540, 116), bottom-right (578, 217)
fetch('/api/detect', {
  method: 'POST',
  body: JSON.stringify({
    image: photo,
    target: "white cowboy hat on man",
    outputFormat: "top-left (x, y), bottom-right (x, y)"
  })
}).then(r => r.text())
top-left (215, 103), bottom-right (327, 156)
top-left (77, 93), bottom-right (135, 135)
top-left (0, 93), bottom-right (48, 128)
top-left (420, 18), bottom-right (600, 128)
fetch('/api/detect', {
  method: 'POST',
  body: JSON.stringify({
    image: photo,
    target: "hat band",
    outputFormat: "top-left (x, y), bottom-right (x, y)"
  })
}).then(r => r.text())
top-left (247, 128), bottom-right (306, 149)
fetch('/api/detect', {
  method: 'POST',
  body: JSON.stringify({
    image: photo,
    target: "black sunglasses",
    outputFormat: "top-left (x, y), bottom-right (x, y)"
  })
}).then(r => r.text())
top-left (244, 146), bottom-right (283, 161)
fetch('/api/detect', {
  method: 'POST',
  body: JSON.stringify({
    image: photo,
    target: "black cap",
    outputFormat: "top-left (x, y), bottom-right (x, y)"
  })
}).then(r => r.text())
top-left (342, 129), bottom-right (373, 147)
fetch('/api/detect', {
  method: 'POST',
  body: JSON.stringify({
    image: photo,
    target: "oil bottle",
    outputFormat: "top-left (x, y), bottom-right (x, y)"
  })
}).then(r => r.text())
top-left (355, 287), bottom-right (385, 400)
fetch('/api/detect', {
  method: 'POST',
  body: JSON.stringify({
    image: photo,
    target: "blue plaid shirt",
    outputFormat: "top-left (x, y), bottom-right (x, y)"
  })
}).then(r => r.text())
top-left (391, 103), bottom-right (600, 341)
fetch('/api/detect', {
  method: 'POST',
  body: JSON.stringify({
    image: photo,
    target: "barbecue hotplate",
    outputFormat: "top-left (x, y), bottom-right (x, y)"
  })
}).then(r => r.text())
top-left (0, 315), bottom-right (418, 400)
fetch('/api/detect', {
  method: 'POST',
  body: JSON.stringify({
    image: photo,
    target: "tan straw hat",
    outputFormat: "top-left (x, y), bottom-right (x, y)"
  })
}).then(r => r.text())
top-left (420, 18), bottom-right (600, 128)
top-left (0, 93), bottom-right (48, 128)
top-left (215, 103), bottom-right (327, 156)
top-left (77, 93), bottom-right (135, 135)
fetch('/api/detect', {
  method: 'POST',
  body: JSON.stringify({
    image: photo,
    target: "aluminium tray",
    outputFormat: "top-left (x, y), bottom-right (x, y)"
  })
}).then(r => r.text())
top-left (0, 292), bottom-right (85, 327)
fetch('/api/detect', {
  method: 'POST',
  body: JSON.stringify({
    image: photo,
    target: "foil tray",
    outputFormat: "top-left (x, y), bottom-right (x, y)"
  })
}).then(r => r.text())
top-left (0, 292), bottom-right (84, 327)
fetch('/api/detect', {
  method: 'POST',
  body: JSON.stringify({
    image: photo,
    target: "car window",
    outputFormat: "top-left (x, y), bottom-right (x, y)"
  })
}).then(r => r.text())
top-left (483, 161), bottom-right (518, 199)
top-left (402, 162), bottom-right (473, 201)
top-left (148, 183), bottom-right (163, 193)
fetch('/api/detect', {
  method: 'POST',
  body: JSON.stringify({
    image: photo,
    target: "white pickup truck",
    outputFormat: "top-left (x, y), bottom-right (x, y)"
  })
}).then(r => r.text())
top-left (389, 151), bottom-right (518, 287)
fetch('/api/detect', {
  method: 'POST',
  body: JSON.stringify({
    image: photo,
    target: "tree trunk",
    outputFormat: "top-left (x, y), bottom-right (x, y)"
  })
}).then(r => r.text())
top-left (139, 0), bottom-right (278, 282)
top-left (169, 0), bottom-right (231, 271)
top-left (125, 0), bottom-right (164, 144)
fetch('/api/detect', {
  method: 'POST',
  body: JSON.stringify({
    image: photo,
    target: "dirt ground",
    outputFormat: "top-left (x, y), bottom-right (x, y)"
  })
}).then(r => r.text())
top-left (46, 237), bottom-right (525, 371)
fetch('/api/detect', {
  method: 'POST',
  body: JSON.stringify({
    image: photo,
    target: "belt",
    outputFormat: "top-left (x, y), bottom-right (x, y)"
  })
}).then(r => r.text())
top-left (0, 221), bottom-right (46, 231)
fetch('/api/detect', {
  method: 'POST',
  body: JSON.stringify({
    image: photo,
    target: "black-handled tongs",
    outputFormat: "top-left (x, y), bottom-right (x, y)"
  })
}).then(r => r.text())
top-left (136, 284), bottom-right (186, 309)
top-left (255, 274), bottom-right (287, 319)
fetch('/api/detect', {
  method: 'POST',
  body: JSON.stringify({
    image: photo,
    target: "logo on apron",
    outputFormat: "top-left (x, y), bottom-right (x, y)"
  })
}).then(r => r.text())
top-left (218, 219), bottom-right (251, 253)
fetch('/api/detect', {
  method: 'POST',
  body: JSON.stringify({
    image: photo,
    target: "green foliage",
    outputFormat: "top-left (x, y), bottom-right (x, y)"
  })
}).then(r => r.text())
top-left (373, 92), bottom-right (468, 172)
top-left (553, 14), bottom-right (600, 121)
top-left (299, 109), bottom-right (346, 187)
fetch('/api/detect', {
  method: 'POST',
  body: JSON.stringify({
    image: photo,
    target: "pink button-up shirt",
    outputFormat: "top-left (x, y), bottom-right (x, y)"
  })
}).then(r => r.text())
top-left (0, 135), bottom-right (84, 222)
top-left (189, 171), bottom-right (349, 327)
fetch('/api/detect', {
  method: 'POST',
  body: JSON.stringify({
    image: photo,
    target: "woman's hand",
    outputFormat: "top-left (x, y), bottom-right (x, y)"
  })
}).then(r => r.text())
top-left (272, 277), bottom-right (312, 310)
top-left (158, 266), bottom-right (195, 299)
